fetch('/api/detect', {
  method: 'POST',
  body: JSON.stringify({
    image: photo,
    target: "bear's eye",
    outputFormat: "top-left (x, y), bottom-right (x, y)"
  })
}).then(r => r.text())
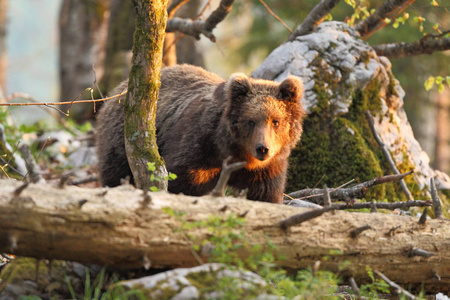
top-left (272, 120), bottom-right (279, 127)
top-left (248, 120), bottom-right (255, 127)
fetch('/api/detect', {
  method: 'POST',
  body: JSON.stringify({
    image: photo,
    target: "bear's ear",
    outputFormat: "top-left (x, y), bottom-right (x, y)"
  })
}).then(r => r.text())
top-left (278, 76), bottom-right (303, 103)
top-left (225, 73), bottom-right (253, 102)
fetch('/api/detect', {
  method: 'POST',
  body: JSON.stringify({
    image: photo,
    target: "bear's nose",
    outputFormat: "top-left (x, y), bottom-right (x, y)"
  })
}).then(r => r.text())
top-left (256, 144), bottom-right (269, 156)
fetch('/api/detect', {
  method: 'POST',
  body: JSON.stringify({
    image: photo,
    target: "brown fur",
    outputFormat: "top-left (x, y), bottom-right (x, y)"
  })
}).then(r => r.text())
top-left (96, 64), bottom-right (306, 203)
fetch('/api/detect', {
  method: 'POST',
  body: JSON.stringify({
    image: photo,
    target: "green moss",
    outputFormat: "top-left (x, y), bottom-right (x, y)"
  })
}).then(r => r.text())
top-left (286, 58), bottom-right (423, 201)
top-left (186, 270), bottom-right (219, 294)
top-left (0, 257), bottom-right (67, 294)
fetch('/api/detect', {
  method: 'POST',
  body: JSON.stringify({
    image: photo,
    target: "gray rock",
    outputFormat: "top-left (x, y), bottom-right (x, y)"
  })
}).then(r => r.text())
top-left (119, 263), bottom-right (271, 299)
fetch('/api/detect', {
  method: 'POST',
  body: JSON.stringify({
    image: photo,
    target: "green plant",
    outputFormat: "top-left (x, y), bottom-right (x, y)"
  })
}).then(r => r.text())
top-left (146, 162), bottom-right (177, 191)
top-left (65, 267), bottom-right (145, 300)
top-left (358, 266), bottom-right (391, 299)
top-left (165, 209), bottom-right (340, 298)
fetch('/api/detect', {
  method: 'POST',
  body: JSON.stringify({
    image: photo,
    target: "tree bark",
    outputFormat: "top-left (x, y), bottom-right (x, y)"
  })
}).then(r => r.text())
top-left (124, 0), bottom-right (168, 190)
top-left (435, 88), bottom-right (450, 173)
top-left (0, 0), bottom-right (7, 96)
top-left (0, 179), bottom-right (448, 292)
top-left (59, 0), bottom-right (109, 122)
top-left (101, 0), bottom-right (135, 95)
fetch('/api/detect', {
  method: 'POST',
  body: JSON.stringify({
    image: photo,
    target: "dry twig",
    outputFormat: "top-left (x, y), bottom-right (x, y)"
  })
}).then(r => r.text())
top-left (430, 177), bottom-right (444, 219)
top-left (258, 0), bottom-right (292, 33)
top-left (374, 270), bottom-right (417, 300)
top-left (333, 199), bottom-right (431, 211)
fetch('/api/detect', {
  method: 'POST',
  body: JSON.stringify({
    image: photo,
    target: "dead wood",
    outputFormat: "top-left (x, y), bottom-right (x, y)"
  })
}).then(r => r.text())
top-left (210, 157), bottom-right (246, 197)
top-left (285, 171), bottom-right (414, 203)
top-left (0, 179), bottom-right (449, 292)
top-left (430, 177), bottom-right (444, 219)
top-left (365, 111), bottom-right (414, 200)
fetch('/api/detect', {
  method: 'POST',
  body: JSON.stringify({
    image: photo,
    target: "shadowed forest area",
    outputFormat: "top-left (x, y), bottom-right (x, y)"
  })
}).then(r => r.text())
top-left (0, 0), bottom-right (449, 299)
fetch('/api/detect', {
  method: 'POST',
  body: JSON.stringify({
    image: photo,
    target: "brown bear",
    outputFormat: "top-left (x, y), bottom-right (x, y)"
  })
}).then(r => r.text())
top-left (96, 64), bottom-right (305, 203)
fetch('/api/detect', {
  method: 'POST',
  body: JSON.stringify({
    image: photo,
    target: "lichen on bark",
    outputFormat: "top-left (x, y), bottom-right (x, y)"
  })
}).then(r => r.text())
top-left (124, 0), bottom-right (169, 190)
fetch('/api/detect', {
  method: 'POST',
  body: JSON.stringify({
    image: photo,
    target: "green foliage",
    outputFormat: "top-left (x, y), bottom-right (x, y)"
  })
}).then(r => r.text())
top-left (165, 209), bottom-right (340, 298)
top-left (358, 267), bottom-right (391, 298)
top-left (146, 162), bottom-right (177, 191)
top-left (425, 75), bottom-right (450, 93)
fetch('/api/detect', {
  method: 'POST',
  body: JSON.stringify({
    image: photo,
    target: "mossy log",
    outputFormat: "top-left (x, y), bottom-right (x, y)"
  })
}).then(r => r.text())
top-left (0, 179), bottom-right (449, 292)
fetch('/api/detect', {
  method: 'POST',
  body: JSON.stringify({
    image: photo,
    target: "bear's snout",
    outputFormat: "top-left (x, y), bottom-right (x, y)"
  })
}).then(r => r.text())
top-left (255, 143), bottom-right (270, 161)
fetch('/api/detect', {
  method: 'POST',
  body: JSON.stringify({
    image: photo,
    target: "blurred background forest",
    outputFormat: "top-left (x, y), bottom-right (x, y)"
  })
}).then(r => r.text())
top-left (0, 0), bottom-right (449, 174)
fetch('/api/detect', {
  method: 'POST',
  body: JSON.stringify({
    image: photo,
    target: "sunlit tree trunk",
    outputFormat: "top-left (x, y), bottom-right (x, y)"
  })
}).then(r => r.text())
top-left (124, 0), bottom-right (168, 190)
top-left (435, 88), bottom-right (450, 174)
top-left (59, 0), bottom-right (109, 122)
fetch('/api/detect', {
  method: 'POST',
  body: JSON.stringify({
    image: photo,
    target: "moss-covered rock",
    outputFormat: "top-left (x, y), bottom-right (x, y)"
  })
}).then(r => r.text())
top-left (253, 21), bottom-right (450, 204)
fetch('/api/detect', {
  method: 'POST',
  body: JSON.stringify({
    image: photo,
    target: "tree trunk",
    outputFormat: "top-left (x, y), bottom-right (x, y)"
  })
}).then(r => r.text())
top-left (0, 0), bottom-right (7, 96)
top-left (59, 0), bottom-right (109, 122)
top-left (100, 0), bottom-right (135, 95)
top-left (0, 179), bottom-right (448, 292)
top-left (124, 0), bottom-right (168, 190)
top-left (435, 88), bottom-right (450, 174)
top-left (173, 0), bottom-right (205, 67)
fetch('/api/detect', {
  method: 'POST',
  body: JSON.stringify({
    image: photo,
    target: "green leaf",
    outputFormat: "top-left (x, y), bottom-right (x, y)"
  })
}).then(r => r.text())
top-left (147, 162), bottom-right (156, 172)
top-left (169, 173), bottom-right (177, 180)
top-left (435, 76), bottom-right (443, 85)
top-left (438, 83), bottom-right (444, 93)
top-left (150, 186), bottom-right (159, 192)
top-left (431, 0), bottom-right (439, 6)
top-left (384, 18), bottom-right (391, 24)
top-left (424, 77), bottom-right (435, 91)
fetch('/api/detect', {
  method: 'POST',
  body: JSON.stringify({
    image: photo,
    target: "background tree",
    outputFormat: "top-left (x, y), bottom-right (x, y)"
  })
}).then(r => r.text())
top-left (58, 0), bottom-right (109, 122)
top-left (0, 0), bottom-right (7, 97)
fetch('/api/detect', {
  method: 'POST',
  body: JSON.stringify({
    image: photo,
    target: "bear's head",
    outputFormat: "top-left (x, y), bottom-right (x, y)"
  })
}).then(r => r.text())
top-left (224, 73), bottom-right (306, 169)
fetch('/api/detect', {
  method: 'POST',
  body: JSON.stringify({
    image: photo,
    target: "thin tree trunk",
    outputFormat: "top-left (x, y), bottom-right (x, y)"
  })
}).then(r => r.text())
top-left (59, 0), bottom-right (109, 122)
top-left (124, 0), bottom-right (168, 190)
top-left (0, 179), bottom-right (448, 292)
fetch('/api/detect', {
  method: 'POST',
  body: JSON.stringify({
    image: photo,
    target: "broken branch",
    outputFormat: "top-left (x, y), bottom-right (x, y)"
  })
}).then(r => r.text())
top-left (430, 177), bottom-right (444, 219)
top-left (365, 110), bottom-right (414, 200)
top-left (210, 157), bottom-right (246, 197)
top-left (285, 171), bottom-right (414, 203)
top-left (333, 199), bottom-right (431, 211)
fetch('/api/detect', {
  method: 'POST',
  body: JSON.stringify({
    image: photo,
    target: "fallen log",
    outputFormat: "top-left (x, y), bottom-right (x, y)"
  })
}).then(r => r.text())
top-left (0, 179), bottom-right (448, 292)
